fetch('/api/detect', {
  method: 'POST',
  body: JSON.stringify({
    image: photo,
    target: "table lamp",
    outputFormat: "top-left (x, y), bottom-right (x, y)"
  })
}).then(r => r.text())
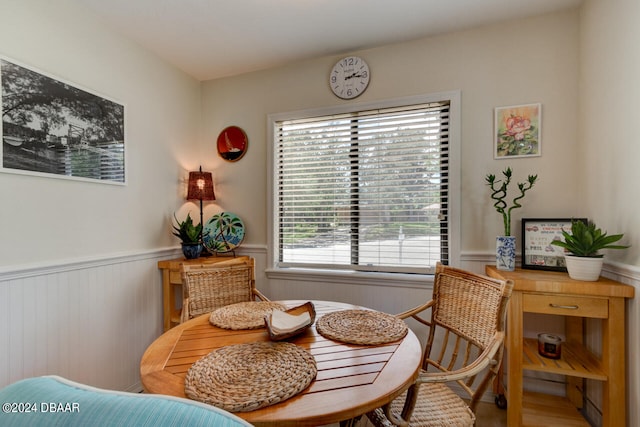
top-left (187, 166), bottom-right (215, 249)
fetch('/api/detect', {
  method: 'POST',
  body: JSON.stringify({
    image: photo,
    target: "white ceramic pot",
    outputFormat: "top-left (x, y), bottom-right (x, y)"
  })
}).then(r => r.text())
top-left (564, 255), bottom-right (603, 281)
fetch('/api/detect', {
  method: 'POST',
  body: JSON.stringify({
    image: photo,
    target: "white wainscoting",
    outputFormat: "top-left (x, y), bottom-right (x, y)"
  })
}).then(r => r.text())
top-left (1, 248), bottom-right (637, 426)
top-left (0, 249), bottom-right (176, 391)
top-left (584, 261), bottom-right (640, 427)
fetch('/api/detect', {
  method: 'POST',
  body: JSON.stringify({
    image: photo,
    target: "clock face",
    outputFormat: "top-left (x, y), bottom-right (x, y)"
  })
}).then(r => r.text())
top-left (329, 56), bottom-right (370, 99)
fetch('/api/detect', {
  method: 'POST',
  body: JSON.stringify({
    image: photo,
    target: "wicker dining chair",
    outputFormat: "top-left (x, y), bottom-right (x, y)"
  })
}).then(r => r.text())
top-left (180, 257), bottom-right (269, 323)
top-left (366, 262), bottom-right (513, 427)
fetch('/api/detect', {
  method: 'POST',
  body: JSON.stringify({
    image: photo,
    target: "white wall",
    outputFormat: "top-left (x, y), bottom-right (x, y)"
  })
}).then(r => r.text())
top-left (0, 0), bottom-right (202, 268)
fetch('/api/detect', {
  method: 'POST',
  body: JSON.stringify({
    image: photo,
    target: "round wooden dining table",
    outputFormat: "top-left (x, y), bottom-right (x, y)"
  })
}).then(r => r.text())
top-left (140, 300), bottom-right (422, 426)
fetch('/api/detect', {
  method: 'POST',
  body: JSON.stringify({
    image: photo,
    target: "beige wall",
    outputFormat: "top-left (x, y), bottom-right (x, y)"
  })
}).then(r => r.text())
top-left (8, 3), bottom-right (634, 269)
top-left (201, 10), bottom-right (583, 256)
top-left (580, 0), bottom-right (640, 266)
top-left (200, 10), bottom-right (640, 424)
top-left (1, 2), bottom-right (635, 278)
top-left (0, 0), bottom-right (201, 267)
top-left (580, 1), bottom-right (640, 425)
top-left (0, 0), bottom-right (203, 392)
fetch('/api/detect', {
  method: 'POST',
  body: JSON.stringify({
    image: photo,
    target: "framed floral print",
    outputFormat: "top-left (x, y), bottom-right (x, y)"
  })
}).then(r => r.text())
top-left (494, 103), bottom-right (541, 159)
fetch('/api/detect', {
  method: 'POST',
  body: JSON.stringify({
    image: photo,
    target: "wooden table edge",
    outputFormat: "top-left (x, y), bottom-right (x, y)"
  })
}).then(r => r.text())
top-left (140, 300), bottom-right (423, 426)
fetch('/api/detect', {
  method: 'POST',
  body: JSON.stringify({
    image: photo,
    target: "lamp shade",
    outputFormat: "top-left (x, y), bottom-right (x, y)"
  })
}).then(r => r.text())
top-left (187, 167), bottom-right (215, 201)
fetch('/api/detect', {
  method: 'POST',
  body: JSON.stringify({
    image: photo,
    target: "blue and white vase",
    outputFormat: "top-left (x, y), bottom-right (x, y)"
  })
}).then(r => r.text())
top-left (496, 236), bottom-right (516, 271)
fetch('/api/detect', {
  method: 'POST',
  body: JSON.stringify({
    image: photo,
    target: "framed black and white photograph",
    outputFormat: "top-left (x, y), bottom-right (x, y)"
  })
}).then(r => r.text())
top-left (1, 57), bottom-right (125, 184)
top-left (521, 218), bottom-right (587, 271)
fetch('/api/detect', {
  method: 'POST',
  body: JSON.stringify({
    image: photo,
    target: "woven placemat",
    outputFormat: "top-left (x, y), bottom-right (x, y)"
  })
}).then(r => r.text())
top-left (209, 301), bottom-right (287, 330)
top-left (185, 341), bottom-right (317, 412)
top-left (316, 309), bottom-right (408, 345)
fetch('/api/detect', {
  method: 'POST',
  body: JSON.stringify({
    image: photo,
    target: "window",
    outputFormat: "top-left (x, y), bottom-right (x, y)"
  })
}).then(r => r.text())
top-left (268, 92), bottom-right (460, 274)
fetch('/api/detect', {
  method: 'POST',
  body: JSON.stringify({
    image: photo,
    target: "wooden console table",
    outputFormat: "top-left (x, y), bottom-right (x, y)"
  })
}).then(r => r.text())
top-left (157, 256), bottom-right (249, 331)
top-left (486, 266), bottom-right (634, 427)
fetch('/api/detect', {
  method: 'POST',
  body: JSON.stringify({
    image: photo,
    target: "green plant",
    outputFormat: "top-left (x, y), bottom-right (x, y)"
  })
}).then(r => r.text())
top-left (172, 212), bottom-right (203, 244)
top-left (550, 219), bottom-right (629, 257)
top-left (485, 167), bottom-right (538, 236)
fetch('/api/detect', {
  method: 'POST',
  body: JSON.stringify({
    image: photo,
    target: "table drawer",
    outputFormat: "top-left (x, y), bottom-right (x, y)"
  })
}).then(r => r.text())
top-left (522, 294), bottom-right (608, 318)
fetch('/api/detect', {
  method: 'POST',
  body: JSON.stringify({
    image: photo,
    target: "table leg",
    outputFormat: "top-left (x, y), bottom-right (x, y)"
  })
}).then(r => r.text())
top-left (162, 269), bottom-right (171, 332)
top-left (603, 297), bottom-right (626, 427)
top-left (507, 291), bottom-right (523, 426)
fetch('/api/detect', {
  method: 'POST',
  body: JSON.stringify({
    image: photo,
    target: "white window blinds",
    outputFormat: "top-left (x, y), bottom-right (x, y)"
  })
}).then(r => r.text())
top-left (274, 100), bottom-right (450, 274)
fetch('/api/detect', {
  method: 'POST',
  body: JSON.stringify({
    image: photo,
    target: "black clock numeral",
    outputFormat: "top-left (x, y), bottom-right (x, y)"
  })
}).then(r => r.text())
top-left (344, 57), bottom-right (358, 67)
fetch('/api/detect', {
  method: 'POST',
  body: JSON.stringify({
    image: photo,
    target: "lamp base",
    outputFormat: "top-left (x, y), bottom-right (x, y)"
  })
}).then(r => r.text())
top-left (199, 245), bottom-right (214, 257)
top-left (213, 250), bottom-right (237, 257)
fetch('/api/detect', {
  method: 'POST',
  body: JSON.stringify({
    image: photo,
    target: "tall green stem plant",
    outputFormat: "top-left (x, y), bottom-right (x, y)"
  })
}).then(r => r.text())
top-left (485, 167), bottom-right (538, 236)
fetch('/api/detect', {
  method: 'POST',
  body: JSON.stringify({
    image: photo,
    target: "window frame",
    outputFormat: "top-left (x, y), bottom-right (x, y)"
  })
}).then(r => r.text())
top-left (267, 91), bottom-right (460, 276)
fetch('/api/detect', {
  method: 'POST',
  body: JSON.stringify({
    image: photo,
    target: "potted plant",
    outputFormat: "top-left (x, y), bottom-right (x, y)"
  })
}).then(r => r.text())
top-left (550, 219), bottom-right (629, 281)
top-left (172, 212), bottom-right (205, 259)
top-left (486, 167), bottom-right (538, 271)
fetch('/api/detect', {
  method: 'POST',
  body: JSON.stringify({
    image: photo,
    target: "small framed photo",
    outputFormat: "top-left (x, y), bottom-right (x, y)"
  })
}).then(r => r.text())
top-left (521, 218), bottom-right (587, 271)
top-left (494, 103), bottom-right (541, 159)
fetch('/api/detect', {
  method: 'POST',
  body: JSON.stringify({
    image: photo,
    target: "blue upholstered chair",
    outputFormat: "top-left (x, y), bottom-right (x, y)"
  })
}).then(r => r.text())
top-left (0, 375), bottom-right (251, 426)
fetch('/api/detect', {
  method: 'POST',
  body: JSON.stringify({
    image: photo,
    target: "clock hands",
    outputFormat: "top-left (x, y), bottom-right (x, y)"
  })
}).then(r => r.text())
top-left (345, 72), bottom-right (365, 80)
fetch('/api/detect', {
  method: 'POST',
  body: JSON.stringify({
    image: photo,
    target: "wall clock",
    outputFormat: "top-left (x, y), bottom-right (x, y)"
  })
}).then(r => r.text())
top-left (217, 126), bottom-right (248, 162)
top-left (329, 56), bottom-right (370, 99)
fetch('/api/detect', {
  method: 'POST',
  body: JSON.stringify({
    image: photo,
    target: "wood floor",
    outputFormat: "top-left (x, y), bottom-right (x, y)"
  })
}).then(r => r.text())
top-left (355, 401), bottom-right (507, 427)
top-left (474, 401), bottom-right (508, 427)
top-left (357, 399), bottom-right (596, 426)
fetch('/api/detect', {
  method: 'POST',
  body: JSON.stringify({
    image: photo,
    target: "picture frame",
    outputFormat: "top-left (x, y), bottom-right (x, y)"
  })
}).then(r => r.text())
top-left (521, 218), bottom-right (587, 271)
top-left (1, 56), bottom-right (126, 184)
top-left (494, 103), bottom-right (541, 159)
top-left (216, 125), bottom-right (248, 162)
